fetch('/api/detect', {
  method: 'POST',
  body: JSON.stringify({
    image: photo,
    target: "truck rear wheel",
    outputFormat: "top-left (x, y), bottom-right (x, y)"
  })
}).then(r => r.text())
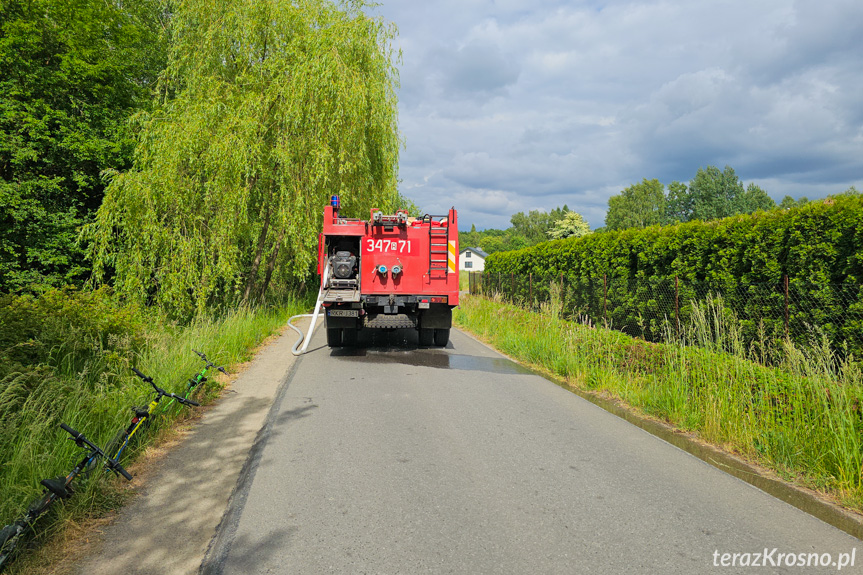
top-left (419, 328), bottom-right (434, 347)
top-left (433, 328), bottom-right (450, 347)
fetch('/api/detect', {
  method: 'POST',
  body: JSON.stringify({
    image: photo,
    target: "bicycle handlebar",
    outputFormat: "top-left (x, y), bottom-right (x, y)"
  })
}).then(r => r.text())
top-left (106, 459), bottom-right (133, 481)
top-left (169, 393), bottom-right (200, 407)
top-left (192, 349), bottom-right (228, 374)
top-left (60, 423), bottom-right (133, 481)
top-left (131, 367), bottom-right (153, 384)
top-left (60, 422), bottom-right (82, 441)
top-left (132, 368), bottom-right (200, 408)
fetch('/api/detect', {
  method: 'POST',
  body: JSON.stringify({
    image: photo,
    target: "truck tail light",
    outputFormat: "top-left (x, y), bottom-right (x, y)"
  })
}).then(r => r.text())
top-left (430, 297), bottom-right (447, 304)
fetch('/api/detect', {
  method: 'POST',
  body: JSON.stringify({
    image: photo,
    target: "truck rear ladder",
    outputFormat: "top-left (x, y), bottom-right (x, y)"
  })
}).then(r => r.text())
top-left (428, 215), bottom-right (449, 277)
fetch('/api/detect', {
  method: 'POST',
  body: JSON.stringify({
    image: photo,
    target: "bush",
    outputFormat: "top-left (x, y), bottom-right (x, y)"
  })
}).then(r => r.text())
top-left (484, 194), bottom-right (863, 356)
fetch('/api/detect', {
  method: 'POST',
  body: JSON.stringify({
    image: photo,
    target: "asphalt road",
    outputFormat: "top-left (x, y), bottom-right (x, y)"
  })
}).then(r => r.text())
top-left (205, 327), bottom-right (861, 574)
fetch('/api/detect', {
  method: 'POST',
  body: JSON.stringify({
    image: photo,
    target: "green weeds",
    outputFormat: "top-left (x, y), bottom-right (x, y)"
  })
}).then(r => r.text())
top-left (0, 288), bottom-right (310, 538)
top-left (454, 294), bottom-right (863, 510)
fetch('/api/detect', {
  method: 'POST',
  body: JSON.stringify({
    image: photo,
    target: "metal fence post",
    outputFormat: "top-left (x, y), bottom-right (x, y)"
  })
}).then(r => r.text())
top-left (784, 274), bottom-right (789, 339)
top-left (675, 275), bottom-right (680, 339)
top-left (560, 274), bottom-right (564, 317)
top-left (603, 274), bottom-right (608, 327)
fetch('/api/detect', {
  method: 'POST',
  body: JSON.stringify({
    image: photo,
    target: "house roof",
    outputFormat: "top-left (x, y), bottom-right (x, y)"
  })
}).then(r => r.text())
top-left (459, 246), bottom-right (489, 258)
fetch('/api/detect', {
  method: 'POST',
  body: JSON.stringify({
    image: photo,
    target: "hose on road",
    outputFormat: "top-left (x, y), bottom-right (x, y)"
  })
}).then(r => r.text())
top-left (287, 263), bottom-right (330, 356)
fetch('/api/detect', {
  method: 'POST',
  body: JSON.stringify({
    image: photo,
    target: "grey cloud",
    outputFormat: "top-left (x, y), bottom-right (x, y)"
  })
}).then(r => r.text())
top-left (425, 40), bottom-right (521, 100)
top-left (378, 0), bottom-right (863, 229)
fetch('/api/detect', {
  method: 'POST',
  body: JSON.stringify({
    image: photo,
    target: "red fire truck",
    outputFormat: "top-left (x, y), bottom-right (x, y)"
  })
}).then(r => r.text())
top-left (317, 197), bottom-right (459, 347)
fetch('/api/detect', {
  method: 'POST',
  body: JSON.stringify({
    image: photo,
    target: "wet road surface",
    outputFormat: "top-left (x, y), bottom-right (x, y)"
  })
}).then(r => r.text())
top-left (205, 326), bottom-right (860, 574)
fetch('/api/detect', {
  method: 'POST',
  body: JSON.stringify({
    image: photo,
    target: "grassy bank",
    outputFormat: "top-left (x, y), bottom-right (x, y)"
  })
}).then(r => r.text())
top-left (454, 294), bottom-right (863, 511)
top-left (0, 288), bottom-right (309, 563)
top-left (459, 270), bottom-right (469, 291)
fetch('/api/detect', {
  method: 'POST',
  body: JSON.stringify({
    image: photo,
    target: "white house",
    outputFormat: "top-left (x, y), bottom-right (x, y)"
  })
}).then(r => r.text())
top-left (459, 247), bottom-right (488, 271)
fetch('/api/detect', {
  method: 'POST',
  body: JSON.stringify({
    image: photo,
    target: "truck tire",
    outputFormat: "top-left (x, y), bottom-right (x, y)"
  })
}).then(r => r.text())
top-left (433, 328), bottom-right (450, 347)
top-left (419, 328), bottom-right (434, 347)
top-left (326, 328), bottom-right (342, 347)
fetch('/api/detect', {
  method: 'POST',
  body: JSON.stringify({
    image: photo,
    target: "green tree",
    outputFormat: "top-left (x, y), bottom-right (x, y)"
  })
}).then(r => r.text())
top-left (510, 206), bottom-right (569, 245)
top-left (505, 232), bottom-right (530, 251)
top-left (665, 180), bottom-right (691, 223)
top-left (460, 224), bottom-right (481, 250)
top-left (549, 204), bottom-right (571, 221)
top-left (604, 178), bottom-right (666, 230)
top-left (0, 0), bottom-right (167, 292)
top-left (741, 183), bottom-right (775, 213)
top-left (666, 166), bottom-right (773, 222)
top-left (479, 234), bottom-right (508, 254)
top-left (688, 165), bottom-right (745, 221)
top-left (779, 195), bottom-right (810, 209)
top-left (548, 211), bottom-right (592, 239)
top-left (87, 0), bottom-right (401, 318)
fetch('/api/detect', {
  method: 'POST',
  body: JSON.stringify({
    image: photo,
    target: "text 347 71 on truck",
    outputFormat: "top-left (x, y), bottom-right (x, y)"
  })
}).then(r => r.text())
top-left (317, 196), bottom-right (459, 347)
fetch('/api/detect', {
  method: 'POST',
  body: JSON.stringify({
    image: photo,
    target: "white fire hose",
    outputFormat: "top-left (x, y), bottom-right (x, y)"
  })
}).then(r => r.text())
top-left (287, 263), bottom-right (330, 355)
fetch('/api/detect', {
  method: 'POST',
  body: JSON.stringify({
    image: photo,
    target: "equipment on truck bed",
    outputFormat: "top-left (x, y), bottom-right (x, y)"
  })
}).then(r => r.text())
top-left (316, 196), bottom-right (459, 347)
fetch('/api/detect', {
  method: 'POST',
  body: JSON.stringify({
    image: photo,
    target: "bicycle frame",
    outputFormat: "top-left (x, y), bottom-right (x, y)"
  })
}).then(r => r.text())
top-left (161, 350), bottom-right (226, 414)
top-left (0, 424), bottom-right (130, 571)
top-left (112, 395), bottom-right (161, 462)
top-left (107, 368), bottom-right (200, 464)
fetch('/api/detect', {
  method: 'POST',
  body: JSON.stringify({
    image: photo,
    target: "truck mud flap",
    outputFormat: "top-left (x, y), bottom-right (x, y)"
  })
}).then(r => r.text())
top-left (419, 304), bottom-right (452, 329)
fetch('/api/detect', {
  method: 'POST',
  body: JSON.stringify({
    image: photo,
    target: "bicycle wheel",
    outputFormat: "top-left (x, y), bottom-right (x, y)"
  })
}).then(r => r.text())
top-left (105, 428), bottom-right (132, 463)
top-left (185, 377), bottom-right (207, 404)
top-left (82, 429), bottom-right (124, 476)
top-left (0, 522), bottom-right (24, 569)
top-left (0, 491), bottom-right (53, 571)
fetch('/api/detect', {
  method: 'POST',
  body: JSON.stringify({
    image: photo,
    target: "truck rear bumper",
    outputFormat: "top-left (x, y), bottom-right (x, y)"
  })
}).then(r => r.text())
top-left (324, 302), bottom-right (452, 330)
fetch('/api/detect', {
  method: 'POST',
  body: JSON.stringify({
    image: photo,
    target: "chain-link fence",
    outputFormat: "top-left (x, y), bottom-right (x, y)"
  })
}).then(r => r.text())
top-left (468, 271), bottom-right (863, 361)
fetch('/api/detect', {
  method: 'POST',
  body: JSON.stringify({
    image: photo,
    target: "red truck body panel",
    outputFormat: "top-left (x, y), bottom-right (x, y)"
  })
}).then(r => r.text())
top-left (318, 206), bottom-right (459, 306)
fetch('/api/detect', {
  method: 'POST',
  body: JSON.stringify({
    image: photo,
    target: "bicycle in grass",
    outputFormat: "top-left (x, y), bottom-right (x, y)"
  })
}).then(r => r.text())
top-left (0, 424), bottom-right (132, 571)
top-left (161, 350), bottom-right (227, 415)
top-left (94, 351), bottom-right (225, 468)
top-left (96, 367), bottom-right (202, 468)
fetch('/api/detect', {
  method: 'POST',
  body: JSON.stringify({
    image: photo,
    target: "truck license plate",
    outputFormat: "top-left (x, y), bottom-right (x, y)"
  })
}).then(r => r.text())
top-left (328, 309), bottom-right (358, 317)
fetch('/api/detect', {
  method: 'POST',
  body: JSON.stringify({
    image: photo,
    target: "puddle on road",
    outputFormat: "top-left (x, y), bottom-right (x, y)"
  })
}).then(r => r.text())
top-left (335, 350), bottom-right (533, 375)
top-left (328, 328), bottom-right (533, 375)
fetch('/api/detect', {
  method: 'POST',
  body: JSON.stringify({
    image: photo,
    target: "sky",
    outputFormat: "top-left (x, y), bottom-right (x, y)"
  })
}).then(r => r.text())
top-left (368, 0), bottom-right (863, 230)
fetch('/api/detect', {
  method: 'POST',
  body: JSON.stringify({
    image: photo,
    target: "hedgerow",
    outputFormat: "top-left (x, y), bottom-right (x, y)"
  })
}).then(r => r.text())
top-left (484, 193), bottom-right (863, 355)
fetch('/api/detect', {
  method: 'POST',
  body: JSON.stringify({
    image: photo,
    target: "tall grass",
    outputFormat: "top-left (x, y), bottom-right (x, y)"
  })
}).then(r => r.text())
top-left (0, 288), bottom-right (310, 543)
top-left (455, 293), bottom-right (863, 510)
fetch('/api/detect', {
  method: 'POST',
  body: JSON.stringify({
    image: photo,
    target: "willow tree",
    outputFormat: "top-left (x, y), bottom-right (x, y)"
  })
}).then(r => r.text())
top-left (86, 0), bottom-right (401, 318)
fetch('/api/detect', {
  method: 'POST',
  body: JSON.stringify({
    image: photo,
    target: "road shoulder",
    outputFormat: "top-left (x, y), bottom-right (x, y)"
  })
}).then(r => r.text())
top-left (70, 319), bottom-right (314, 575)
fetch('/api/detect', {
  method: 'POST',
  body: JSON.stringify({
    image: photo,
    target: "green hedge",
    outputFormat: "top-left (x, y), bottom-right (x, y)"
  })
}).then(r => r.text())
top-left (484, 194), bottom-right (863, 355)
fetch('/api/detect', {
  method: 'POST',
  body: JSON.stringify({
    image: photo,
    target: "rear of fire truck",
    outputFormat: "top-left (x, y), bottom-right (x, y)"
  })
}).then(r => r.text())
top-left (317, 197), bottom-right (459, 347)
